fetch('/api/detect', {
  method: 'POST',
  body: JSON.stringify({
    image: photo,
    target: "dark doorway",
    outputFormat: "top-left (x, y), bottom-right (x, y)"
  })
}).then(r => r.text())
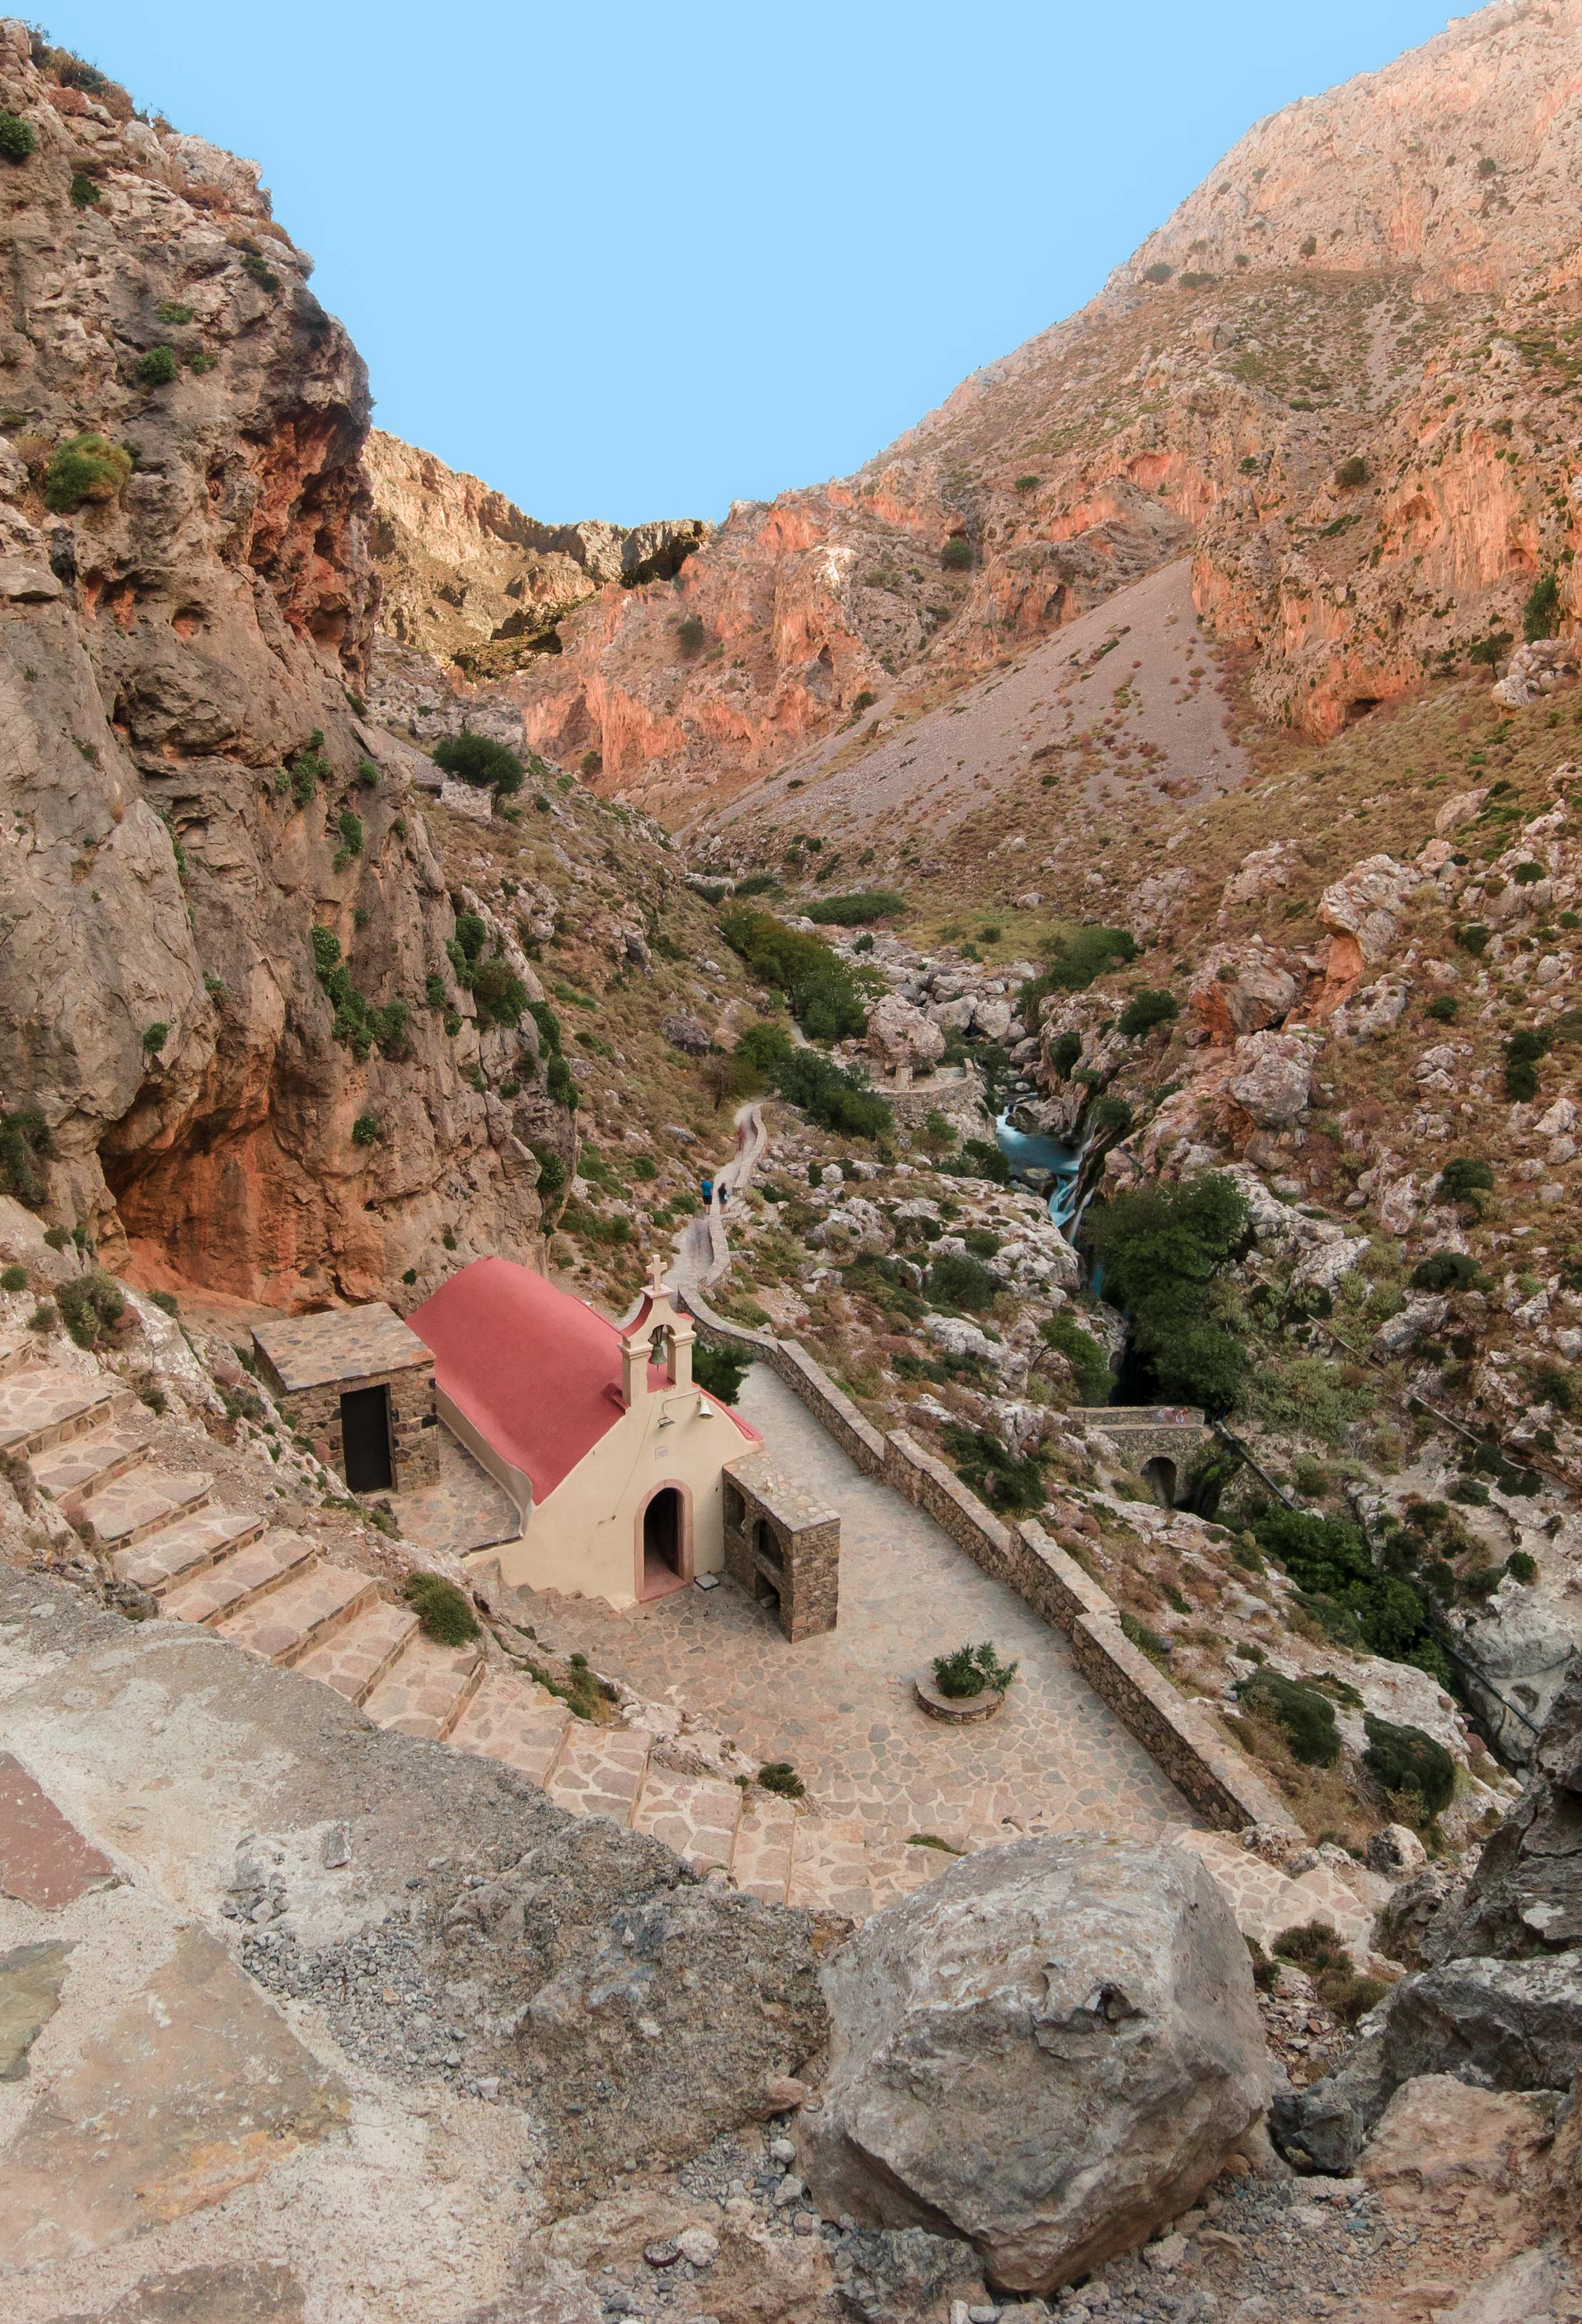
top-left (643, 1487), bottom-right (686, 1597)
top-left (1141, 1455), bottom-right (1177, 1510)
top-left (340, 1384), bottom-right (394, 1492)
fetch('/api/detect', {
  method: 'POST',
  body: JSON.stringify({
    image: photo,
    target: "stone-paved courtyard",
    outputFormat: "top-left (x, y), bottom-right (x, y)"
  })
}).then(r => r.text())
top-left (521, 1363), bottom-right (1196, 1850)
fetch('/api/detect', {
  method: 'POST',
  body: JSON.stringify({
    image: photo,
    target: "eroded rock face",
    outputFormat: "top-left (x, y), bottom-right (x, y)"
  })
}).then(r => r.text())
top-left (0, 30), bottom-right (569, 1300)
top-left (1448, 1662), bottom-right (1582, 1957)
top-left (800, 1835), bottom-right (1269, 2292)
top-left (1227, 1027), bottom-right (1322, 1128)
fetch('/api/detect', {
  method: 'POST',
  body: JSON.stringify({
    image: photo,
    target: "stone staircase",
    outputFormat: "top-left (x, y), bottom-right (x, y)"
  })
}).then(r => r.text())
top-left (0, 1338), bottom-right (1386, 1941)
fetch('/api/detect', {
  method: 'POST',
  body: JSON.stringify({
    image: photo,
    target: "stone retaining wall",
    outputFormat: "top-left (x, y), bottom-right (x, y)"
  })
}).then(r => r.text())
top-left (681, 1286), bottom-right (1299, 1837)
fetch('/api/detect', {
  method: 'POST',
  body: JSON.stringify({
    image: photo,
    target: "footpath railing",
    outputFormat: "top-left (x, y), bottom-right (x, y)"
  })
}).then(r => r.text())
top-left (677, 1281), bottom-right (1300, 1839)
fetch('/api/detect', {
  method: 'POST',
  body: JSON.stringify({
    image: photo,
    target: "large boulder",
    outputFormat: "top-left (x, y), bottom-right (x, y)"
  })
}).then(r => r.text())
top-left (1228, 1026), bottom-right (1323, 1127)
top-left (1187, 943), bottom-right (1299, 1043)
top-left (867, 992), bottom-right (946, 1074)
top-left (1271, 1949), bottom-right (1582, 2173)
top-left (799, 1836), bottom-right (1269, 2293)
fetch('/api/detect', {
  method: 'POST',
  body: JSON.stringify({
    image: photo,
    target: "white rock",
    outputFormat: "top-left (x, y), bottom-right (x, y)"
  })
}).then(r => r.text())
top-left (801, 1836), bottom-right (1268, 2294)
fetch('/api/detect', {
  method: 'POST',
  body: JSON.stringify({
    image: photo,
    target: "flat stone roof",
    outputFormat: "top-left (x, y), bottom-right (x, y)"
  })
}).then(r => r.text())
top-left (252, 1304), bottom-right (432, 1394)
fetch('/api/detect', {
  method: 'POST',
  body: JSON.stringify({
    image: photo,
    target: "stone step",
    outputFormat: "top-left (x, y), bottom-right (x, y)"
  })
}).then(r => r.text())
top-left (633, 1768), bottom-right (743, 1876)
top-left (545, 1724), bottom-right (651, 1825)
top-left (158, 1530), bottom-right (319, 1627)
top-left (1169, 1828), bottom-right (1380, 1956)
top-left (363, 1634), bottom-right (486, 1741)
top-left (447, 1672), bottom-right (573, 1786)
top-left (864, 1833), bottom-right (960, 1912)
top-left (73, 1466), bottom-right (212, 1550)
top-left (32, 1417), bottom-right (154, 1504)
top-left (214, 1561), bottom-right (376, 1666)
top-left (294, 1600), bottom-right (421, 1705)
top-left (0, 1367), bottom-right (135, 1460)
top-left (786, 1815), bottom-right (872, 1920)
top-left (728, 1792), bottom-right (798, 1905)
top-left (112, 1506), bottom-right (268, 1595)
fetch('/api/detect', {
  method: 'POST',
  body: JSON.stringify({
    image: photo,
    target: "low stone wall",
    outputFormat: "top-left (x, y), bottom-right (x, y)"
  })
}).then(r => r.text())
top-left (681, 1289), bottom-right (1299, 1837)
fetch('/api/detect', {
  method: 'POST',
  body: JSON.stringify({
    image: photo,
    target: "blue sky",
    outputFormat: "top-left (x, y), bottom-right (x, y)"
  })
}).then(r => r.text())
top-left (51, 2), bottom-right (1452, 522)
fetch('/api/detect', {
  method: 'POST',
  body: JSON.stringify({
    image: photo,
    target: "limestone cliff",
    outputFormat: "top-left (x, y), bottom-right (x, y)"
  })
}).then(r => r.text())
top-left (0, 25), bottom-right (570, 1305)
top-left (365, 429), bottom-right (705, 679)
top-left (464, 0), bottom-right (1582, 810)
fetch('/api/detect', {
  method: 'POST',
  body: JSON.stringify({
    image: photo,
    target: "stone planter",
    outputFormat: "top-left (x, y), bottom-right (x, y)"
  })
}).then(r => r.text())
top-left (914, 1672), bottom-right (1007, 1722)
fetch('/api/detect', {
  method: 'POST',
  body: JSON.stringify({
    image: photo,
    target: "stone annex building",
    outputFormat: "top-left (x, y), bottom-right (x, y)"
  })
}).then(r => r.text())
top-left (254, 1259), bottom-right (819, 1614)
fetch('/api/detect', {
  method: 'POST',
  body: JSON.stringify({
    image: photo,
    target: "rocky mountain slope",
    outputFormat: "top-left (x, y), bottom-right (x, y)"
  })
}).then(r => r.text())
top-left (0, 30), bottom-right (726, 1305)
top-left (366, 428), bottom-right (705, 679)
top-left (399, 0), bottom-right (1582, 814)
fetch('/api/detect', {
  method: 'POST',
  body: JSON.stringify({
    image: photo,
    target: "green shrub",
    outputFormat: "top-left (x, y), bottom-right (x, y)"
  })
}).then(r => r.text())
top-left (932, 1641), bottom-right (1018, 1698)
top-left (1363, 1714), bottom-right (1453, 1817)
top-left (757, 1761), bottom-right (805, 1798)
top-left (241, 250), bottom-right (280, 291)
top-left (1090, 1092), bottom-right (1133, 1137)
top-left (141, 1022), bottom-right (169, 1054)
top-left (432, 729), bottom-right (525, 795)
top-left (1437, 1156), bottom-right (1494, 1204)
top-left (940, 536), bottom-right (972, 570)
top-left (1253, 1505), bottom-right (1441, 1674)
top-left (1523, 572), bottom-right (1561, 642)
top-left (527, 999), bottom-right (563, 1055)
top-left (804, 890), bottom-right (906, 925)
top-left (546, 1055), bottom-right (578, 1109)
top-left (1425, 995), bottom-right (1458, 1024)
top-left (1237, 1667), bottom-right (1341, 1765)
top-left (676, 614), bottom-right (707, 658)
top-left (335, 807), bottom-right (363, 861)
top-left (938, 1136), bottom-right (1011, 1185)
top-left (1507, 1549), bottom-right (1538, 1585)
top-left (137, 344), bottom-right (177, 387)
top-left (1, 1265), bottom-right (28, 1294)
top-left (694, 1342), bottom-right (751, 1404)
top-left (0, 110), bottom-right (35, 162)
top-left (730, 1022), bottom-right (890, 1137)
top-left (942, 1422), bottom-right (1046, 1514)
top-left (1022, 925), bottom-right (1138, 1019)
top-left (44, 430), bottom-right (132, 513)
top-left (0, 1108), bottom-right (51, 1207)
top-left (28, 1300), bottom-right (55, 1332)
top-left (794, 969), bottom-right (867, 1042)
top-left (311, 925), bottom-right (342, 976)
top-left (1117, 987), bottom-right (1178, 1038)
top-left (1048, 1031), bottom-right (1083, 1076)
top-left (68, 170), bottom-right (100, 208)
top-left (1084, 1173), bottom-right (1250, 1412)
top-left (1141, 262), bottom-right (1173, 283)
top-left (929, 1252), bottom-right (996, 1312)
top-left (56, 1267), bottom-right (125, 1350)
top-left (472, 956), bottom-right (527, 1027)
top-left (1504, 1026), bottom-right (1548, 1101)
top-left (530, 1146), bottom-right (567, 1197)
top-left (1038, 1312), bottom-right (1112, 1403)
top-left (404, 1571), bottom-right (480, 1646)
top-left (719, 907), bottom-right (868, 1039)
top-left (351, 1113), bottom-right (381, 1146)
top-left (1455, 921), bottom-right (1491, 954)
top-left (1334, 456), bottom-right (1369, 489)
top-left (734, 871), bottom-right (782, 898)
top-left (1014, 474), bottom-right (1040, 492)
top-left (1271, 1923), bottom-right (1388, 2023)
top-left (1411, 1250), bottom-right (1481, 1292)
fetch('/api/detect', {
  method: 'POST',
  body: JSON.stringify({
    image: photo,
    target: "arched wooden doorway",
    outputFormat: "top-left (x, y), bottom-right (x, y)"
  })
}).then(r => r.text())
top-left (639, 1483), bottom-right (691, 1600)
